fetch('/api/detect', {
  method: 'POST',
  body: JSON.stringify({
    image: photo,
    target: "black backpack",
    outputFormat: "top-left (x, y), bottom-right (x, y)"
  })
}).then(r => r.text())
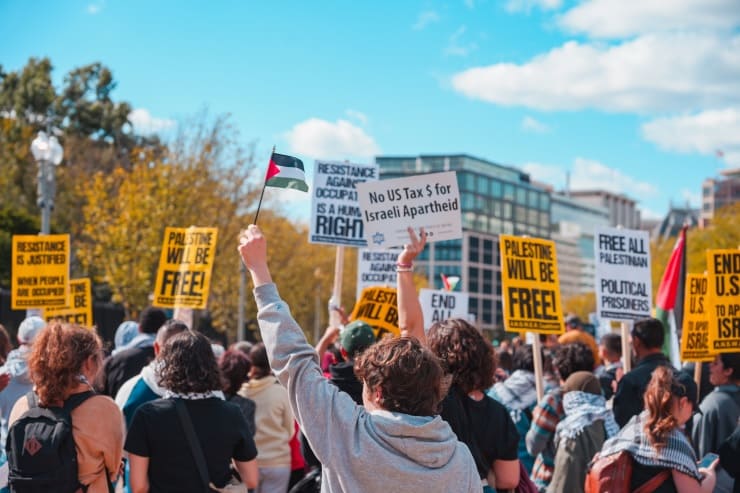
top-left (5, 391), bottom-right (95, 493)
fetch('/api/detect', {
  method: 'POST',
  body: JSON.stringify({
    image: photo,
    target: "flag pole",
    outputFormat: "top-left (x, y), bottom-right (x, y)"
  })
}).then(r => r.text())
top-left (253, 145), bottom-right (276, 225)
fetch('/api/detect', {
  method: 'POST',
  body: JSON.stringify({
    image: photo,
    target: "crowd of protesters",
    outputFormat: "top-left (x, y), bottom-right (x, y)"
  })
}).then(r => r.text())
top-left (0, 225), bottom-right (736, 493)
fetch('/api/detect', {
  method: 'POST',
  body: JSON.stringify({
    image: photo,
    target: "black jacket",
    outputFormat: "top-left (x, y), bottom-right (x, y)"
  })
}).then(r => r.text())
top-left (613, 352), bottom-right (672, 427)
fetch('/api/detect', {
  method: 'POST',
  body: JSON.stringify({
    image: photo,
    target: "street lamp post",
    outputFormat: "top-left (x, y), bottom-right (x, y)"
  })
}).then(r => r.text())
top-left (30, 131), bottom-right (64, 235)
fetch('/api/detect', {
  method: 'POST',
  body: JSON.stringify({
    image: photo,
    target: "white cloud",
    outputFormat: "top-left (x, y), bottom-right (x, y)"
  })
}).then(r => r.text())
top-left (413, 11), bottom-right (440, 30)
top-left (285, 118), bottom-right (381, 159)
top-left (445, 26), bottom-right (478, 57)
top-left (641, 107), bottom-right (740, 167)
top-left (640, 207), bottom-right (663, 221)
top-left (681, 188), bottom-right (701, 207)
top-left (559, 0), bottom-right (740, 39)
top-left (521, 159), bottom-right (658, 197)
top-left (521, 116), bottom-right (549, 133)
top-left (128, 108), bottom-right (176, 135)
top-left (345, 109), bottom-right (368, 125)
top-left (451, 33), bottom-right (740, 113)
top-left (86, 1), bottom-right (104, 14)
top-left (570, 158), bottom-right (658, 197)
top-left (506, 0), bottom-right (562, 13)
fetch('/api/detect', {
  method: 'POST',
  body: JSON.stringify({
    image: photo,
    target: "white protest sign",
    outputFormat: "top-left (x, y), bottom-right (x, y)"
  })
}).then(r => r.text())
top-left (356, 248), bottom-right (400, 300)
top-left (356, 171), bottom-right (462, 249)
top-left (310, 161), bottom-right (379, 247)
top-left (419, 288), bottom-right (469, 331)
top-left (594, 227), bottom-right (652, 321)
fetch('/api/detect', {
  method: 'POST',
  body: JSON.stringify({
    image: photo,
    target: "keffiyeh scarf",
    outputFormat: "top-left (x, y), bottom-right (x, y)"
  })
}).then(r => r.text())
top-left (599, 411), bottom-right (701, 480)
top-left (164, 389), bottom-right (225, 400)
top-left (489, 369), bottom-right (538, 411)
top-left (554, 391), bottom-right (619, 447)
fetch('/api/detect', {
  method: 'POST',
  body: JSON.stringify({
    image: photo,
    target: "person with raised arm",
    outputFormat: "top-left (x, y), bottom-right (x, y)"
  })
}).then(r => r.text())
top-left (237, 225), bottom-right (480, 493)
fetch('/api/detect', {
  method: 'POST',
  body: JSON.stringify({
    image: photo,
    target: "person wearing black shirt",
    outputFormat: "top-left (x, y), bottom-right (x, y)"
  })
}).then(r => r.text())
top-left (613, 318), bottom-right (674, 428)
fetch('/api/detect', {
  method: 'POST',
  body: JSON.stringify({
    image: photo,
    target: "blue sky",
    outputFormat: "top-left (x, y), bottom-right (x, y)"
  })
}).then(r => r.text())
top-left (3, 0), bottom-right (739, 222)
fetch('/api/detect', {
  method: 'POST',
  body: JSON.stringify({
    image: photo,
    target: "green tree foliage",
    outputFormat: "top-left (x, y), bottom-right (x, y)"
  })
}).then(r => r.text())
top-left (0, 208), bottom-right (39, 286)
top-left (651, 202), bottom-right (740, 299)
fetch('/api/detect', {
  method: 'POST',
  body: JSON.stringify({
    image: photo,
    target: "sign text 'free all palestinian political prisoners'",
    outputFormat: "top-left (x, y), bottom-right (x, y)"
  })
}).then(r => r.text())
top-left (356, 248), bottom-right (399, 300)
top-left (43, 278), bottom-right (93, 328)
top-left (706, 249), bottom-right (740, 352)
top-left (355, 171), bottom-right (462, 249)
top-left (594, 227), bottom-right (652, 322)
top-left (310, 161), bottom-right (378, 247)
top-left (680, 273), bottom-right (713, 362)
top-left (499, 235), bottom-right (563, 334)
top-left (419, 289), bottom-right (469, 331)
top-left (350, 286), bottom-right (399, 339)
top-left (153, 227), bottom-right (218, 310)
top-left (11, 234), bottom-right (70, 309)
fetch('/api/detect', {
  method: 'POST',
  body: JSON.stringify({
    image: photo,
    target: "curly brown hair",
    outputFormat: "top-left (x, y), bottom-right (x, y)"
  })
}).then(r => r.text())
top-left (158, 330), bottom-right (221, 394)
top-left (428, 318), bottom-right (495, 394)
top-left (28, 322), bottom-right (102, 406)
top-left (643, 366), bottom-right (684, 450)
top-left (354, 337), bottom-right (443, 416)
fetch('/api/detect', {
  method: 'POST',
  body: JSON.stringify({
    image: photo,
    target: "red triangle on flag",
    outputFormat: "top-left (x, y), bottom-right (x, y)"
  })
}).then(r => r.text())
top-left (266, 157), bottom-right (281, 181)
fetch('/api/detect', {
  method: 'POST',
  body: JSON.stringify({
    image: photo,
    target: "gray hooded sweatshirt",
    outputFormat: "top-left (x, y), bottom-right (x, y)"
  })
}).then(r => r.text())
top-left (255, 283), bottom-right (480, 493)
top-left (0, 346), bottom-right (33, 449)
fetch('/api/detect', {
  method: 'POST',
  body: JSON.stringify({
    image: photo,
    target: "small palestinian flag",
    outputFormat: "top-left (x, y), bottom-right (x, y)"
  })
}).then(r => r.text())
top-left (265, 152), bottom-right (309, 192)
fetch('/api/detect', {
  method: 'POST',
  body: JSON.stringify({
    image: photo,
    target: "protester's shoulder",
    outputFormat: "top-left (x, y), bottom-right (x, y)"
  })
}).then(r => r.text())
top-left (75, 394), bottom-right (121, 417)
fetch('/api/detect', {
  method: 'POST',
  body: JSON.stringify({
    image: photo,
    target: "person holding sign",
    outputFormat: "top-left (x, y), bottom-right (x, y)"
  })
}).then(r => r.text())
top-left (237, 225), bottom-right (480, 493)
top-left (395, 227), bottom-right (522, 492)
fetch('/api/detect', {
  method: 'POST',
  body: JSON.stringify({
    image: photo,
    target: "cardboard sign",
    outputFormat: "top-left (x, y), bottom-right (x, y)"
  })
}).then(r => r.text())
top-left (310, 161), bottom-right (379, 247)
top-left (11, 234), bottom-right (70, 309)
top-left (349, 286), bottom-right (399, 339)
top-left (499, 235), bottom-right (563, 334)
top-left (594, 227), bottom-right (652, 322)
top-left (356, 171), bottom-right (462, 248)
top-left (356, 248), bottom-right (399, 300)
top-left (152, 227), bottom-right (218, 309)
top-left (680, 273), bottom-right (713, 362)
top-left (419, 289), bottom-right (469, 331)
top-left (706, 249), bottom-right (740, 352)
top-left (43, 278), bottom-right (93, 328)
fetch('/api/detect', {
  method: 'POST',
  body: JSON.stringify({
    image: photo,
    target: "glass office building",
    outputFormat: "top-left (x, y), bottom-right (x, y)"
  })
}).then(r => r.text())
top-left (376, 154), bottom-right (550, 339)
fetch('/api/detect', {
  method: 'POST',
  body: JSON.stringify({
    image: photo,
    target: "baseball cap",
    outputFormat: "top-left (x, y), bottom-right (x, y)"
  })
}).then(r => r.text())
top-left (18, 316), bottom-right (46, 344)
top-left (340, 321), bottom-right (376, 357)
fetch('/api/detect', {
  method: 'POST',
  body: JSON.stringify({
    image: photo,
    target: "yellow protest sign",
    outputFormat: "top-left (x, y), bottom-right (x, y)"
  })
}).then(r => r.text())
top-left (499, 235), bottom-right (563, 334)
top-left (11, 234), bottom-right (70, 309)
top-left (152, 227), bottom-right (218, 309)
top-left (43, 278), bottom-right (93, 328)
top-left (680, 273), bottom-right (713, 362)
top-left (349, 286), bottom-right (399, 339)
top-left (706, 249), bottom-right (740, 352)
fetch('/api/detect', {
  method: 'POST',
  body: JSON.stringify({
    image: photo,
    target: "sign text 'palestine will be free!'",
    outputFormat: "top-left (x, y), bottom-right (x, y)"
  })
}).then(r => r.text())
top-left (153, 227), bottom-right (218, 310)
top-left (499, 235), bottom-right (563, 334)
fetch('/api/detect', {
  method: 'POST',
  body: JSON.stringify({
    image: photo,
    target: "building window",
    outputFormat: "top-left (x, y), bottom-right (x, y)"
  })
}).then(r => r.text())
top-left (477, 176), bottom-right (489, 195)
top-left (492, 180), bottom-right (502, 198)
top-left (483, 239), bottom-right (493, 264)
top-left (540, 194), bottom-right (550, 211)
top-left (469, 267), bottom-right (479, 291)
top-left (515, 206), bottom-right (527, 223)
top-left (528, 190), bottom-right (539, 209)
top-left (503, 203), bottom-right (512, 219)
top-left (483, 269), bottom-right (493, 294)
top-left (469, 237), bottom-right (480, 262)
top-left (483, 299), bottom-right (493, 324)
top-left (703, 186), bottom-right (711, 197)
top-left (516, 187), bottom-right (527, 205)
top-left (504, 184), bottom-right (514, 201)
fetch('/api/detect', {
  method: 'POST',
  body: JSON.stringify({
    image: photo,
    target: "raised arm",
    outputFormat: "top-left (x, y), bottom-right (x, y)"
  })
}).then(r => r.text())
top-left (397, 227), bottom-right (427, 344)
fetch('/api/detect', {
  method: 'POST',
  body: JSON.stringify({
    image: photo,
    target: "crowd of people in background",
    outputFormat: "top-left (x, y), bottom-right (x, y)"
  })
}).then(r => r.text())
top-left (0, 225), bottom-right (736, 493)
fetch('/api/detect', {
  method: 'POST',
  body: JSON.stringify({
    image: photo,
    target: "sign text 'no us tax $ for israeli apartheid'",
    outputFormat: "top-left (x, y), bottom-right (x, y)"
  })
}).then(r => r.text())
top-left (153, 227), bottom-right (218, 309)
top-left (310, 161), bottom-right (378, 247)
top-left (12, 234), bottom-right (70, 309)
top-left (594, 227), bottom-right (652, 322)
top-left (499, 235), bottom-right (563, 334)
top-left (680, 273), bottom-right (714, 362)
top-left (355, 171), bottom-right (462, 249)
top-left (43, 278), bottom-right (93, 328)
top-left (706, 249), bottom-right (740, 352)
top-left (350, 286), bottom-right (399, 339)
